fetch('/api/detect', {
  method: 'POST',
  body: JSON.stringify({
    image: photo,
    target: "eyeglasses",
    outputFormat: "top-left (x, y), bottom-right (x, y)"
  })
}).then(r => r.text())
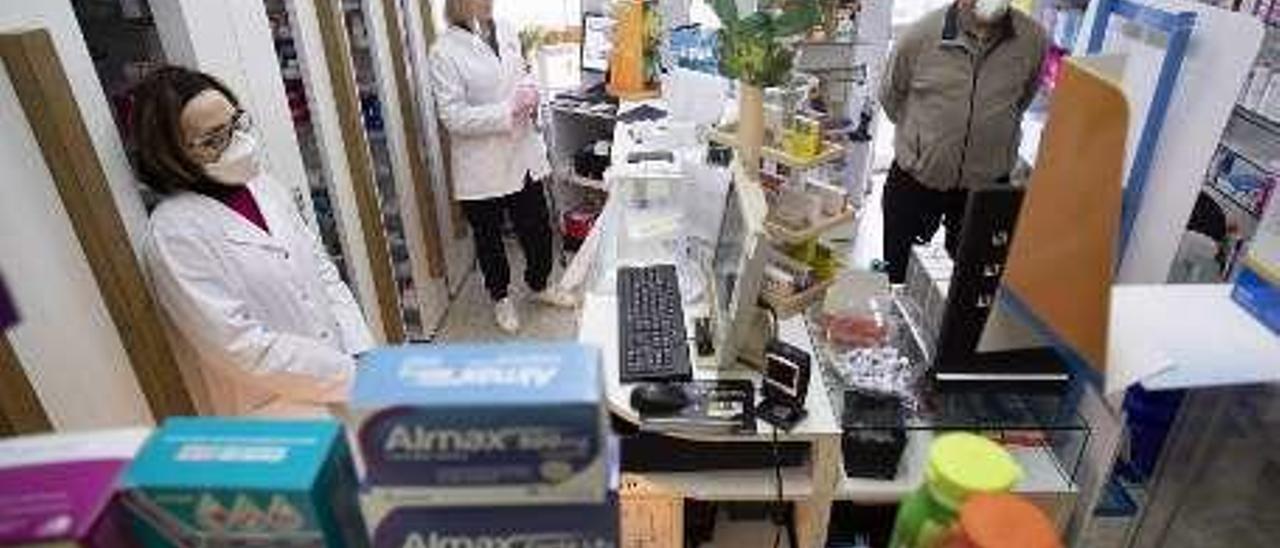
top-left (189, 109), bottom-right (253, 155)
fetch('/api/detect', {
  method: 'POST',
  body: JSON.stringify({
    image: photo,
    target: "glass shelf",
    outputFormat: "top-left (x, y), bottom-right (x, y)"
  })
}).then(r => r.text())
top-left (808, 284), bottom-right (1089, 499)
top-left (808, 297), bottom-right (1088, 432)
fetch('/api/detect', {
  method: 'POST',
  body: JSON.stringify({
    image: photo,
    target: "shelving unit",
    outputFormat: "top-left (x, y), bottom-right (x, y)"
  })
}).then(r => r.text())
top-left (339, 0), bottom-right (424, 339)
top-left (765, 206), bottom-right (858, 246)
top-left (762, 273), bottom-right (842, 319)
top-left (265, 0), bottom-right (354, 282)
top-left (709, 127), bottom-right (847, 171)
top-left (1183, 4), bottom-right (1279, 282)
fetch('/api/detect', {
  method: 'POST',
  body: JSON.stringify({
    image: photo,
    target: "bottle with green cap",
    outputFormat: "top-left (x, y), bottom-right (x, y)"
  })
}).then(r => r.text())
top-left (888, 432), bottom-right (1023, 548)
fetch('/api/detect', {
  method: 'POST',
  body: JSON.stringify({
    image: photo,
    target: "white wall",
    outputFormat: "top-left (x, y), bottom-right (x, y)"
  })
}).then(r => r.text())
top-left (0, 1), bottom-right (154, 429)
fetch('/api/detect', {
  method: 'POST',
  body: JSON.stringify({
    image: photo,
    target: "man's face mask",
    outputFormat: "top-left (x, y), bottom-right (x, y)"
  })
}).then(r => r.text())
top-left (974, 0), bottom-right (1012, 22)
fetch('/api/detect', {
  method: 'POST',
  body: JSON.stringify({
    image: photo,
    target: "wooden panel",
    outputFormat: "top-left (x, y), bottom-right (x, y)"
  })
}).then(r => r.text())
top-left (382, 0), bottom-right (445, 278)
top-left (315, 0), bottom-right (406, 343)
top-left (0, 336), bottom-right (50, 436)
top-left (0, 29), bottom-right (195, 419)
top-left (620, 474), bottom-right (683, 548)
top-left (1002, 59), bottom-right (1129, 373)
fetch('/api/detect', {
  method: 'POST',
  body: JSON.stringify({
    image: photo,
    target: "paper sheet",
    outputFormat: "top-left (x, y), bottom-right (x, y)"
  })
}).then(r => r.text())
top-left (1106, 284), bottom-right (1280, 394)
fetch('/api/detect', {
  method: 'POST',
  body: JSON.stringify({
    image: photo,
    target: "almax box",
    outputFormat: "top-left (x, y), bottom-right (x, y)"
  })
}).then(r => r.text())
top-left (123, 418), bottom-right (367, 547)
top-left (349, 343), bottom-right (606, 505)
top-left (363, 494), bottom-right (619, 548)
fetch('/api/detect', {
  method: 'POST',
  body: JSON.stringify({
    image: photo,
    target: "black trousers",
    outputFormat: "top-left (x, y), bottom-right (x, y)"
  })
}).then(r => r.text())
top-left (881, 162), bottom-right (969, 284)
top-left (461, 176), bottom-right (554, 301)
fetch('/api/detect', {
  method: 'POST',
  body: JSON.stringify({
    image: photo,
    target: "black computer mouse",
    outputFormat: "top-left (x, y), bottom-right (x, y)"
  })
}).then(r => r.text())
top-left (630, 383), bottom-right (690, 415)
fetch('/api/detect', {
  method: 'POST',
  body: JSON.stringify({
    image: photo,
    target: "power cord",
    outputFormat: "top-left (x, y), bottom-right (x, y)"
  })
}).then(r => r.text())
top-left (771, 423), bottom-right (784, 548)
top-left (769, 422), bottom-right (798, 548)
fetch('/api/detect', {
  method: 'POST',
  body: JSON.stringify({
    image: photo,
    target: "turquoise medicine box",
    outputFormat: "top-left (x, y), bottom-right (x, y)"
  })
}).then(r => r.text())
top-left (123, 418), bottom-right (368, 547)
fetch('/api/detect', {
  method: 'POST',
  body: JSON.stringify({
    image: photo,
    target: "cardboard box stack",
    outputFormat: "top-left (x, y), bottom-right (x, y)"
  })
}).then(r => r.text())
top-left (346, 343), bottom-right (618, 548)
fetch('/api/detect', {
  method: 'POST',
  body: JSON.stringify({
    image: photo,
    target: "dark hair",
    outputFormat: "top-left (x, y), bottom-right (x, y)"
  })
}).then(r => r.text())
top-left (128, 66), bottom-right (240, 194)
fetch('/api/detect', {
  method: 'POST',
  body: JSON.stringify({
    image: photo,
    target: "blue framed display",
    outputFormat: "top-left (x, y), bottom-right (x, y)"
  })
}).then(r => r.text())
top-left (1085, 0), bottom-right (1197, 257)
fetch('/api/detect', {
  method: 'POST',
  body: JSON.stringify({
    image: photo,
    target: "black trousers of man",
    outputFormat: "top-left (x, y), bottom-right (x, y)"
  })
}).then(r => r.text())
top-left (881, 162), bottom-right (969, 284)
top-left (460, 175), bottom-right (554, 301)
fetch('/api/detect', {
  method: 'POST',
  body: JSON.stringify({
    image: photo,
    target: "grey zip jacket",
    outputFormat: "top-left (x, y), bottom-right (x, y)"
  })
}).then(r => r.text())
top-left (881, 4), bottom-right (1047, 190)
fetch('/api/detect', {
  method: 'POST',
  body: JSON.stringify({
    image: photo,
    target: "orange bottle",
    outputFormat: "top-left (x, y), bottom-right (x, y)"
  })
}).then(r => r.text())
top-left (607, 0), bottom-right (645, 97)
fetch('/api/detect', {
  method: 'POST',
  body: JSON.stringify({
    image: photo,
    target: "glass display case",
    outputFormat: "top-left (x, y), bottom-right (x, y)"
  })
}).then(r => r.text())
top-left (809, 280), bottom-right (1089, 531)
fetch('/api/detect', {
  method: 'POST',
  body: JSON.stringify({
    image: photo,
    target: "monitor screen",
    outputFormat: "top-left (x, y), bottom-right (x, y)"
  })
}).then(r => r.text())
top-left (765, 356), bottom-right (800, 398)
top-left (582, 13), bottom-right (615, 73)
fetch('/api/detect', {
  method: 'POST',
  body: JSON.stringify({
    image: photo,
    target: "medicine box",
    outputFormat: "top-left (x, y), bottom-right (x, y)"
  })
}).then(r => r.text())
top-left (123, 418), bottom-right (367, 548)
top-left (349, 343), bottom-right (606, 506)
top-left (0, 429), bottom-right (150, 548)
top-left (363, 494), bottom-right (619, 548)
top-left (1233, 189), bottom-right (1280, 334)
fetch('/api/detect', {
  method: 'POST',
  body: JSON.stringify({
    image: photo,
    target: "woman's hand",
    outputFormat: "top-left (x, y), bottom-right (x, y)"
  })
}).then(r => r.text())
top-left (511, 82), bottom-right (539, 125)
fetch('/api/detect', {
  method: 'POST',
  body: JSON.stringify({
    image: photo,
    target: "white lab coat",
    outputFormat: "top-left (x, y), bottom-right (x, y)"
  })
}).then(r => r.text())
top-left (143, 175), bottom-right (375, 417)
top-left (428, 21), bottom-right (551, 201)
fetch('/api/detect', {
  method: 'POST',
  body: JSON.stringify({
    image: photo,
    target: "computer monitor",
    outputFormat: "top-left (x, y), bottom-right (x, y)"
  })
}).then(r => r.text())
top-left (711, 170), bottom-right (771, 369)
top-left (581, 12), bottom-right (614, 74)
top-left (764, 347), bottom-right (806, 401)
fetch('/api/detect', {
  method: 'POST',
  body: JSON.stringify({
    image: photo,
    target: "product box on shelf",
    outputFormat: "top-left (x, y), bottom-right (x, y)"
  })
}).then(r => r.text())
top-left (347, 343), bottom-right (607, 506)
top-left (123, 418), bottom-right (367, 548)
top-left (1233, 190), bottom-right (1280, 333)
top-left (362, 493), bottom-right (619, 548)
top-left (0, 428), bottom-right (150, 548)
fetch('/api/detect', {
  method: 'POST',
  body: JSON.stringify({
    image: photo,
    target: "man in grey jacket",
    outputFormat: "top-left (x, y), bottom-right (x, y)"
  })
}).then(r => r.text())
top-left (879, 0), bottom-right (1047, 283)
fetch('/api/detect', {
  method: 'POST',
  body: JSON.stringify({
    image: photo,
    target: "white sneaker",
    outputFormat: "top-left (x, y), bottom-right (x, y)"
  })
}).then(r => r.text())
top-left (531, 287), bottom-right (579, 309)
top-left (494, 297), bottom-right (520, 334)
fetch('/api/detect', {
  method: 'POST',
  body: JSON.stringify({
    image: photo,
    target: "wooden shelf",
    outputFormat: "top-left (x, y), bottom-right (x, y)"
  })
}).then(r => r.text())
top-left (765, 206), bottom-right (857, 245)
top-left (761, 274), bottom-right (841, 319)
top-left (1235, 104), bottom-right (1280, 136)
top-left (710, 127), bottom-right (846, 170)
top-left (639, 465), bottom-right (815, 501)
top-left (1207, 177), bottom-right (1264, 219)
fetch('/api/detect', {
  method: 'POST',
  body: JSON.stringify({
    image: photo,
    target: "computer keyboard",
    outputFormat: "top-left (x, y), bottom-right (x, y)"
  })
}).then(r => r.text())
top-left (618, 264), bottom-right (692, 383)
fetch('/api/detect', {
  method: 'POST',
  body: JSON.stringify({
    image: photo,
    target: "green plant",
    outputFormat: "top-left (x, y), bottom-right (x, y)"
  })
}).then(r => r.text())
top-left (708, 0), bottom-right (822, 88)
top-left (518, 26), bottom-right (548, 63)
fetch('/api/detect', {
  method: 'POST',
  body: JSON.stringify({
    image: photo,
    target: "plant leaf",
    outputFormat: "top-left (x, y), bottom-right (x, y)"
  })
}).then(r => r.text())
top-left (709, 0), bottom-right (738, 26)
top-left (773, 0), bottom-right (821, 36)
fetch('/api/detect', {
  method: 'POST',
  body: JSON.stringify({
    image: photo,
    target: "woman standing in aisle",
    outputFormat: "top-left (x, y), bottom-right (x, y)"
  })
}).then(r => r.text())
top-left (428, 0), bottom-right (576, 335)
top-left (131, 67), bottom-right (374, 417)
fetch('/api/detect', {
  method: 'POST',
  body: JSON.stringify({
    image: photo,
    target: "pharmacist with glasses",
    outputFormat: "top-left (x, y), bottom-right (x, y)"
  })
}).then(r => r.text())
top-left (133, 66), bottom-right (374, 418)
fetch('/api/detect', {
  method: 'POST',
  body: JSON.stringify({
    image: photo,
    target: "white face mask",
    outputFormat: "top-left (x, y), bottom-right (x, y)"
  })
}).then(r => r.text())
top-left (203, 130), bottom-right (261, 186)
top-left (973, 0), bottom-right (1012, 22)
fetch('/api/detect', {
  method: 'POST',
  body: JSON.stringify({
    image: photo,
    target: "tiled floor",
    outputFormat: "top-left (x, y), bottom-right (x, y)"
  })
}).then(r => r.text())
top-left (436, 239), bottom-right (580, 343)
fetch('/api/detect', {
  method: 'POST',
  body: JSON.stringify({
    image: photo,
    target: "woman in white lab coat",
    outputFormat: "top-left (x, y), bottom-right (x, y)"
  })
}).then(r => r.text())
top-left (130, 67), bottom-right (374, 417)
top-left (429, 0), bottom-right (576, 335)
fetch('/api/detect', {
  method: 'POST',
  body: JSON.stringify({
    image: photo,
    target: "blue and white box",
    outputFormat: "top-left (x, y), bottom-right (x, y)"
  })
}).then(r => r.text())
top-left (349, 343), bottom-right (607, 505)
top-left (1233, 191), bottom-right (1280, 334)
top-left (365, 495), bottom-right (619, 548)
top-left (123, 418), bottom-right (367, 548)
